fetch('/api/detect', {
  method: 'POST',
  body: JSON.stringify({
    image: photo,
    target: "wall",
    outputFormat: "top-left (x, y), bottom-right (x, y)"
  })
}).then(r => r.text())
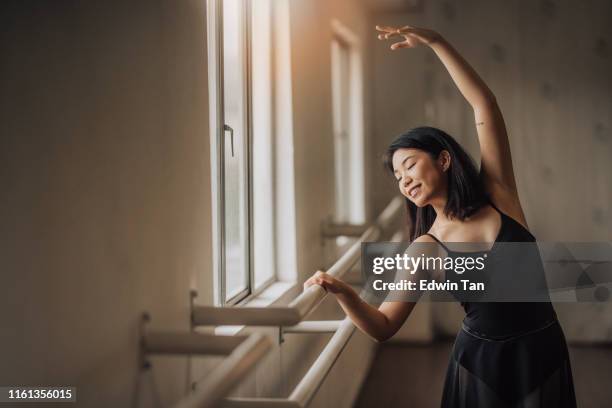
top-left (1, 0), bottom-right (214, 406)
top-left (370, 0), bottom-right (612, 340)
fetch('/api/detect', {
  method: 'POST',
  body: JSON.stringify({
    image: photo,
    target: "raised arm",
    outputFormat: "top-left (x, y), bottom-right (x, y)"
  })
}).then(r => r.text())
top-left (377, 25), bottom-right (521, 203)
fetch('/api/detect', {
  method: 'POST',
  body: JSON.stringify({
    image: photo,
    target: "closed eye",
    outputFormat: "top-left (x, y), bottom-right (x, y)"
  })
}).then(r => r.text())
top-left (395, 162), bottom-right (416, 181)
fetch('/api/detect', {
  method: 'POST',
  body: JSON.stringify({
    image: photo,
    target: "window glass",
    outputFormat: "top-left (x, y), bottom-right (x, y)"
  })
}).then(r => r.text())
top-left (251, 0), bottom-right (276, 289)
top-left (222, 0), bottom-right (249, 300)
top-left (331, 37), bottom-right (352, 223)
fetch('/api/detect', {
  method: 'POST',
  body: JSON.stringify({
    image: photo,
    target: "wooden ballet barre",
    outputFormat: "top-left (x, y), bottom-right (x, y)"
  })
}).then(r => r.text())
top-left (188, 200), bottom-right (403, 407)
top-left (142, 330), bottom-right (272, 408)
top-left (288, 223), bottom-right (379, 318)
top-left (281, 320), bottom-right (343, 334)
top-left (142, 331), bottom-right (248, 356)
top-left (191, 228), bottom-right (372, 327)
top-left (192, 305), bottom-right (302, 327)
top-left (321, 221), bottom-right (369, 237)
top-left (191, 196), bottom-right (404, 328)
top-left (223, 317), bottom-right (356, 408)
top-left (176, 333), bottom-right (271, 408)
top-left (288, 317), bottom-right (355, 406)
top-left (219, 228), bottom-right (407, 407)
top-left (376, 195), bottom-right (405, 231)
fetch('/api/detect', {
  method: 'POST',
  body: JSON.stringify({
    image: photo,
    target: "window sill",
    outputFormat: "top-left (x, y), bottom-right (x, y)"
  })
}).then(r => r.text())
top-left (212, 281), bottom-right (301, 336)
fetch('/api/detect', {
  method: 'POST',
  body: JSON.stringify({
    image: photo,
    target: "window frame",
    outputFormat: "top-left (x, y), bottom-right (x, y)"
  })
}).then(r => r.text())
top-left (330, 19), bottom-right (366, 225)
top-left (208, 0), bottom-right (277, 306)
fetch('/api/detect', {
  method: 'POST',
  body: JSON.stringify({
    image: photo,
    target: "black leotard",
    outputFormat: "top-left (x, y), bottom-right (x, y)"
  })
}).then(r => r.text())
top-left (427, 204), bottom-right (577, 407)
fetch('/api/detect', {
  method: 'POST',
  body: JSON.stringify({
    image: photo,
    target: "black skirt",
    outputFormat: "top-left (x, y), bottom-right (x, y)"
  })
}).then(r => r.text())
top-left (441, 319), bottom-right (577, 408)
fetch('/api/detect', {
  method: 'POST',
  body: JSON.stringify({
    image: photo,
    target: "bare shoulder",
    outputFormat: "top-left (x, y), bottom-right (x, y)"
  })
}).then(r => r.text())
top-left (413, 234), bottom-right (436, 243)
top-left (410, 233), bottom-right (444, 258)
top-left (487, 180), bottom-right (530, 231)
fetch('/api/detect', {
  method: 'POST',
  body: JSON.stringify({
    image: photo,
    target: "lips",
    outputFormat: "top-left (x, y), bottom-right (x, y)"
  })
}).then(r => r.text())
top-left (408, 184), bottom-right (422, 199)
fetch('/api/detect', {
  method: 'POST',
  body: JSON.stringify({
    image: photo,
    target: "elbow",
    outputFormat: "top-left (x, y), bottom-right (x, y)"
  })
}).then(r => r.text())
top-left (473, 94), bottom-right (499, 115)
top-left (469, 86), bottom-right (497, 110)
top-left (477, 92), bottom-right (497, 109)
top-left (372, 331), bottom-right (393, 343)
top-left (372, 315), bottom-right (399, 343)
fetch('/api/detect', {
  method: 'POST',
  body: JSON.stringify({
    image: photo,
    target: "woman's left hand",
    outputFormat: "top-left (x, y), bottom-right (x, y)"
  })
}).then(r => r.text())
top-left (375, 24), bottom-right (442, 50)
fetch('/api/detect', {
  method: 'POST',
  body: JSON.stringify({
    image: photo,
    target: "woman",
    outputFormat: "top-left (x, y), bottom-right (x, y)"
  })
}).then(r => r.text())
top-left (304, 25), bottom-right (576, 407)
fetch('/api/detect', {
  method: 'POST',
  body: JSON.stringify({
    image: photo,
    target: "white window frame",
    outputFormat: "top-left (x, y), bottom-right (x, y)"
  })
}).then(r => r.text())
top-left (208, 0), bottom-right (252, 306)
top-left (207, 0), bottom-right (283, 305)
top-left (330, 19), bottom-right (366, 225)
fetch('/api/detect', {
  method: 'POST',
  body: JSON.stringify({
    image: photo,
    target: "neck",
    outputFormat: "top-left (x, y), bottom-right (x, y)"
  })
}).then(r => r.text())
top-left (430, 195), bottom-right (452, 223)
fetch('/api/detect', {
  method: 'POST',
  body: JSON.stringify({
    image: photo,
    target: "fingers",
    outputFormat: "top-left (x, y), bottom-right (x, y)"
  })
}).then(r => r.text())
top-left (305, 277), bottom-right (327, 292)
top-left (376, 24), bottom-right (416, 35)
top-left (378, 32), bottom-right (403, 40)
top-left (375, 25), bottom-right (398, 32)
top-left (304, 270), bottom-right (329, 292)
top-left (398, 25), bottom-right (416, 33)
top-left (390, 41), bottom-right (415, 50)
top-left (314, 270), bottom-right (329, 291)
top-left (316, 277), bottom-right (328, 292)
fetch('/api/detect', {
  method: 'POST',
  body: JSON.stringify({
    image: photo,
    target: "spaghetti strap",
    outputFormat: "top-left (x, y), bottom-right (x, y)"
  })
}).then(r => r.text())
top-left (425, 233), bottom-right (452, 253)
top-left (487, 200), bottom-right (535, 241)
top-left (488, 200), bottom-right (503, 216)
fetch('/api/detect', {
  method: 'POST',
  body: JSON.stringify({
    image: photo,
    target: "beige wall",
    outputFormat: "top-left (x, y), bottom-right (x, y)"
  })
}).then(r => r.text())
top-left (370, 0), bottom-right (612, 340)
top-left (1, 0), bottom-right (212, 406)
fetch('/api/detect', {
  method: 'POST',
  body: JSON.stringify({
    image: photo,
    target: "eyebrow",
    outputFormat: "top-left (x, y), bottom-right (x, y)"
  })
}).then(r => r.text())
top-left (393, 155), bottom-right (414, 175)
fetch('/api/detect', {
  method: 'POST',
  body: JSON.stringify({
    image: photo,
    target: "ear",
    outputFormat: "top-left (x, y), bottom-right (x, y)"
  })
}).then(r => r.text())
top-left (437, 150), bottom-right (451, 172)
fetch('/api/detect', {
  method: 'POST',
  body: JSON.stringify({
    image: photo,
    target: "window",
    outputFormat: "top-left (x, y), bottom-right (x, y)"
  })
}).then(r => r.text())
top-left (208, 0), bottom-right (295, 305)
top-left (330, 20), bottom-right (366, 226)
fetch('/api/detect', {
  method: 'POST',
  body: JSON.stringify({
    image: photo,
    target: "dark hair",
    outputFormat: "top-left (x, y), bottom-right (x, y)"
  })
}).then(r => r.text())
top-left (383, 126), bottom-right (489, 241)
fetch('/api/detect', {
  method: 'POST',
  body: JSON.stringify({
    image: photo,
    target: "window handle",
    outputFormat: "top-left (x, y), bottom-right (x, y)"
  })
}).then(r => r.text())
top-left (224, 124), bottom-right (235, 157)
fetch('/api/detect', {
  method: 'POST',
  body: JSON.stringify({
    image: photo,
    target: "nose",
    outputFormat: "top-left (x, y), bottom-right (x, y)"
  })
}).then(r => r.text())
top-left (401, 172), bottom-right (412, 187)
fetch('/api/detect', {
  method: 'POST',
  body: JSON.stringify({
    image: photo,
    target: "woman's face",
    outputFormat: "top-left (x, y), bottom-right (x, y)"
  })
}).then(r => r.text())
top-left (391, 148), bottom-right (450, 207)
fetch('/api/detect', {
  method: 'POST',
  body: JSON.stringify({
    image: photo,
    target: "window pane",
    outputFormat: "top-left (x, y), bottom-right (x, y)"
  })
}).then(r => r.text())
top-left (251, 0), bottom-right (275, 289)
top-left (223, 0), bottom-right (249, 300)
top-left (331, 38), bottom-right (352, 223)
